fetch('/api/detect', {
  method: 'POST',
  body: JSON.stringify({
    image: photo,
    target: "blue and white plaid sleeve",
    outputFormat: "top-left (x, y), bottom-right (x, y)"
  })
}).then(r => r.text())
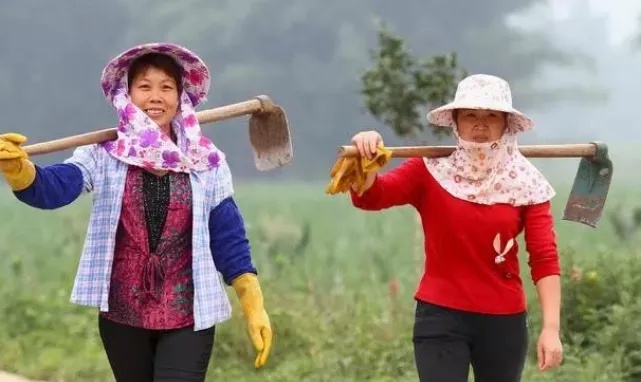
top-left (63, 144), bottom-right (100, 194)
top-left (210, 158), bottom-right (235, 209)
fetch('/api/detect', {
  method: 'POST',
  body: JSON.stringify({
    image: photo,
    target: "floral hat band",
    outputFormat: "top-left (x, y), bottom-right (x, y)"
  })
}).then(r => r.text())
top-left (100, 42), bottom-right (211, 107)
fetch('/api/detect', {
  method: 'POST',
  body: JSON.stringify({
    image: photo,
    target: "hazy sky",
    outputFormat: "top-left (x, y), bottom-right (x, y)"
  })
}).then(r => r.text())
top-left (549, 0), bottom-right (641, 44)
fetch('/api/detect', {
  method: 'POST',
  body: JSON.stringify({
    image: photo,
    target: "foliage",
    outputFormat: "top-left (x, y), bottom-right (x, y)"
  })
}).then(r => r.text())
top-left (0, 0), bottom-right (587, 178)
top-left (546, 251), bottom-right (641, 382)
top-left (0, 181), bottom-right (639, 381)
top-left (608, 204), bottom-right (641, 243)
top-left (361, 23), bottom-right (467, 143)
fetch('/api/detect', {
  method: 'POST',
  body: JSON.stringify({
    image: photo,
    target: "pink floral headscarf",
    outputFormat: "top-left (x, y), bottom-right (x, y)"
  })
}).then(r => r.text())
top-left (99, 42), bottom-right (224, 173)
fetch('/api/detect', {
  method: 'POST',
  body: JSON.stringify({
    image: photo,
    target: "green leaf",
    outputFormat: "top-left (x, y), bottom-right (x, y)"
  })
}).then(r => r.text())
top-left (360, 23), bottom-right (468, 142)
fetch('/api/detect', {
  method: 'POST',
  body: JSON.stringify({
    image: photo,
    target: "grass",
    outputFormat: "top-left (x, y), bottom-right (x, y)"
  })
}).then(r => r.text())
top-left (0, 167), bottom-right (638, 381)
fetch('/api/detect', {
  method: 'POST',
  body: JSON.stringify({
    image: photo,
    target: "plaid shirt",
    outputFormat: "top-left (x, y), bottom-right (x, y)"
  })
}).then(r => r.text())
top-left (64, 143), bottom-right (234, 331)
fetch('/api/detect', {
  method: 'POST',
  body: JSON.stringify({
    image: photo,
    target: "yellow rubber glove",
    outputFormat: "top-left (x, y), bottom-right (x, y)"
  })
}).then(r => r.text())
top-left (325, 156), bottom-right (361, 195)
top-left (325, 146), bottom-right (392, 195)
top-left (231, 273), bottom-right (273, 368)
top-left (0, 133), bottom-right (36, 191)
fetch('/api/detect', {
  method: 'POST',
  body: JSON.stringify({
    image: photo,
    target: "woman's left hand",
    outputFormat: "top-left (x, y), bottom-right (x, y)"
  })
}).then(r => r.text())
top-left (231, 273), bottom-right (273, 368)
top-left (537, 328), bottom-right (563, 371)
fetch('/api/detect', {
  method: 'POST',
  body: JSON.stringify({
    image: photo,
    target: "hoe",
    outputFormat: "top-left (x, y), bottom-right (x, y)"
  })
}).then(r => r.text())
top-left (21, 95), bottom-right (294, 172)
top-left (336, 142), bottom-right (613, 228)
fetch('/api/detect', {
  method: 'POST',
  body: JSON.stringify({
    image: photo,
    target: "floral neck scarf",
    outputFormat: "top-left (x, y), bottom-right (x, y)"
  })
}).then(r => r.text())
top-left (424, 127), bottom-right (556, 206)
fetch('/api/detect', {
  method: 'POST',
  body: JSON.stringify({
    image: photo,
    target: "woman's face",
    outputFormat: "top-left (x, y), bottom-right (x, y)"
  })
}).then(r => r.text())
top-left (129, 66), bottom-right (179, 132)
top-left (455, 108), bottom-right (507, 143)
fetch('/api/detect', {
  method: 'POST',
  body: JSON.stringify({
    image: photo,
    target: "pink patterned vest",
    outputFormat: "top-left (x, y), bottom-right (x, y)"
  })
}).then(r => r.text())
top-left (101, 166), bottom-right (195, 329)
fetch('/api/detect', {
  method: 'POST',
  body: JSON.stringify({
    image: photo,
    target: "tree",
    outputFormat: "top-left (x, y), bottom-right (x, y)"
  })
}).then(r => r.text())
top-left (0, 0), bottom-right (598, 179)
top-left (120, 0), bottom-right (587, 178)
top-left (359, 1), bottom-right (605, 147)
top-left (361, 23), bottom-right (468, 144)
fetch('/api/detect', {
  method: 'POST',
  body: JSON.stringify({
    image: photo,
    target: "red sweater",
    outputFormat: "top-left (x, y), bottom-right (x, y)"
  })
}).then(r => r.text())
top-left (350, 158), bottom-right (561, 315)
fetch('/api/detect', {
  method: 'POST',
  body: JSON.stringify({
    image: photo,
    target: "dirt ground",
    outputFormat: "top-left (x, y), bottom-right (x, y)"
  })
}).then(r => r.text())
top-left (0, 372), bottom-right (39, 382)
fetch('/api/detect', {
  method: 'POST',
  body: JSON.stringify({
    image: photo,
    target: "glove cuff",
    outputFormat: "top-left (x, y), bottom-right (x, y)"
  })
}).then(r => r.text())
top-left (231, 273), bottom-right (265, 315)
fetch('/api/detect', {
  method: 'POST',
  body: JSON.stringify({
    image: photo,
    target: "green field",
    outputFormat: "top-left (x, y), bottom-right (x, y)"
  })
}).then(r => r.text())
top-left (0, 162), bottom-right (639, 381)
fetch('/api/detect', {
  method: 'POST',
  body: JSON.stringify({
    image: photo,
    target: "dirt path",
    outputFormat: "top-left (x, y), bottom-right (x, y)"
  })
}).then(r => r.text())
top-left (0, 371), bottom-right (39, 382)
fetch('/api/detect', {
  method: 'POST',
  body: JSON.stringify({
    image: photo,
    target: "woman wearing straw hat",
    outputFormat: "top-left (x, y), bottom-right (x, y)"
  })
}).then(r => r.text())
top-left (347, 74), bottom-right (563, 381)
top-left (0, 42), bottom-right (272, 381)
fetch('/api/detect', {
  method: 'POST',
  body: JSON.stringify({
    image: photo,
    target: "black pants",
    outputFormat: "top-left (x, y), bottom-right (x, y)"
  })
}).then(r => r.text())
top-left (98, 315), bottom-right (215, 382)
top-left (413, 300), bottom-right (528, 382)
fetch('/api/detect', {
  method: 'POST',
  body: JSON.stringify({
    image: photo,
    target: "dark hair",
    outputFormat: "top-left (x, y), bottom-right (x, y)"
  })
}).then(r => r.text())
top-left (127, 53), bottom-right (183, 94)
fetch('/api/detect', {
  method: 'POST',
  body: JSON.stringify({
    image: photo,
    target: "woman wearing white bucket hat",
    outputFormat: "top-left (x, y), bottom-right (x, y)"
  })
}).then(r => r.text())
top-left (0, 42), bottom-right (272, 381)
top-left (347, 74), bottom-right (562, 381)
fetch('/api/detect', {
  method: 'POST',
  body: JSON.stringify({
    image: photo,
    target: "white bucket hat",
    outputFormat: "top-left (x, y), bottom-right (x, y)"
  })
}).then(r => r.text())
top-left (426, 74), bottom-right (533, 132)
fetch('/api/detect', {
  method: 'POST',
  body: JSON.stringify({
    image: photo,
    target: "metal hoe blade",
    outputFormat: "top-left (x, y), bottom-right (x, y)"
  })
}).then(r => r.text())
top-left (248, 104), bottom-right (293, 171)
top-left (562, 141), bottom-right (613, 228)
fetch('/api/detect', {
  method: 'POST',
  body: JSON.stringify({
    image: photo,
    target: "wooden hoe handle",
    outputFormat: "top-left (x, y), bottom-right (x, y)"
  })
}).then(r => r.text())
top-left (337, 143), bottom-right (598, 159)
top-left (23, 96), bottom-right (274, 157)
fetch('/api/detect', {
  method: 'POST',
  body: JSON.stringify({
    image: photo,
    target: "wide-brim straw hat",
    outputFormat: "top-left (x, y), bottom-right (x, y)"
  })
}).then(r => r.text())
top-left (426, 74), bottom-right (533, 132)
top-left (100, 42), bottom-right (210, 107)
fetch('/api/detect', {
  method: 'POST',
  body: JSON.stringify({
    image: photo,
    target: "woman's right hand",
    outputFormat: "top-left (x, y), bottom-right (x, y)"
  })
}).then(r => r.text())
top-left (0, 133), bottom-right (36, 191)
top-left (351, 130), bottom-right (384, 160)
top-left (349, 130), bottom-right (385, 195)
top-left (0, 133), bottom-right (29, 171)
